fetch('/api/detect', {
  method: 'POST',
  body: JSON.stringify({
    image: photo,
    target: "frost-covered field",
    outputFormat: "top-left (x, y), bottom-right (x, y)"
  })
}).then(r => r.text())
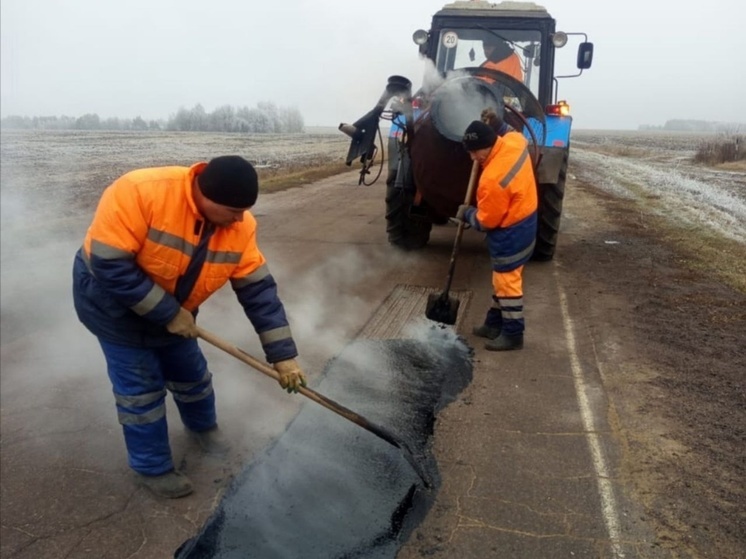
top-left (571, 130), bottom-right (746, 244)
top-left (0, 129), bottom-right (352, 278)
top-left (0, 129), bottom-right (350, 223)
top-left (2, 128), bottom-right (744, 246)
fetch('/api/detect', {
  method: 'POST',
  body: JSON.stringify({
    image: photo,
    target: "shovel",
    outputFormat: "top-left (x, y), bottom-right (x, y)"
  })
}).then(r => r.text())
top-left (196, 327), bottom-right (432, 488)
top-left (425, 159), bottom-right (480, 325)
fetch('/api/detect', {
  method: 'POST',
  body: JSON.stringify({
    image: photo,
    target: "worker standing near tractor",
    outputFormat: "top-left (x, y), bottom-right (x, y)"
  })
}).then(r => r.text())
top-left (457, 119), bottom-right (538, 351)
top-left (72, 155), bottom-right (307, 498)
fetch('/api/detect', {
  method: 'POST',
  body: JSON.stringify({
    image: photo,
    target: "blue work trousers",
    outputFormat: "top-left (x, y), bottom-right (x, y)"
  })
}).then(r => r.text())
top-left (98, 338), bottom-right (216, 475)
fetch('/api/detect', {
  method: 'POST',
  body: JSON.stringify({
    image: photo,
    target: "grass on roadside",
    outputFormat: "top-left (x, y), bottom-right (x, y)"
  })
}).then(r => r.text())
top-left (619, 193), bottom-right (746, 294)
top-left (659, 227), bottom-right (746, 295)
top-left (574, 175), bottom-right (746, 294)
top-left (256, 161), bottom-right (359, 193)
top-left (693, 133), bottom-right (745, 166)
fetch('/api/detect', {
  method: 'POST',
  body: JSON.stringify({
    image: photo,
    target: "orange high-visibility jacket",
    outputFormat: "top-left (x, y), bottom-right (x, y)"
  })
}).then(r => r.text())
top-left (73, 163), bottom-right (297, 361)
top-left (482, 53), bottom-right (524, 82)
top-left (463, 132), bottom-right (538, 271)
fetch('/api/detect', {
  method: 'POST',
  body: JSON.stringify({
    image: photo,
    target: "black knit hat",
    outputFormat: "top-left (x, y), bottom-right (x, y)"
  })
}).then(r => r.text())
top-left (198, 155), bottom-right (258, 208)
top-left (462, 120), bottom-right (497, 152)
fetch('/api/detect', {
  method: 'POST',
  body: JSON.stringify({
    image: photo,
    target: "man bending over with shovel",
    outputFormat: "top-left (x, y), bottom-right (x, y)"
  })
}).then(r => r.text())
top-left (456, 119), bottom-right (538, 351)
top-left (72, 155), bottom-right (307, 498)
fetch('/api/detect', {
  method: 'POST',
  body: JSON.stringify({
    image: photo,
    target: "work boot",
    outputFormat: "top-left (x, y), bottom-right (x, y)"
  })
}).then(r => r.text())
top-left (137, 469), bottom-right (193, 499)
top-left (188, 426), bottom-right (231, 456)
top-left (485, 334), bottom-right (523, 351)
top-left (472, 324), bottom-right (501, 340)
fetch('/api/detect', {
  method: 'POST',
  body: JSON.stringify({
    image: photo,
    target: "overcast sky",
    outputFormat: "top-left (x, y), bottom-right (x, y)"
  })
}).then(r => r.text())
top-left (1, 0), bottom-right (744, 130)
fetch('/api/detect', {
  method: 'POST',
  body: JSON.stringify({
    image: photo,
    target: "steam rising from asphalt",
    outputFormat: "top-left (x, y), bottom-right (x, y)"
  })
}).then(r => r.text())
top-left (0, 129), bottom-right (463, 528)
top-left (0, 135), bottom-right (403, 470)
top-left (195, 240), bottom-right (411, 439)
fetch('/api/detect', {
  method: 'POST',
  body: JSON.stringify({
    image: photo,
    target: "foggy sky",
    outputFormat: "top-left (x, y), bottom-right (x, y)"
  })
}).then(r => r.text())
top-left (2, 0), bottom-right (745, 130)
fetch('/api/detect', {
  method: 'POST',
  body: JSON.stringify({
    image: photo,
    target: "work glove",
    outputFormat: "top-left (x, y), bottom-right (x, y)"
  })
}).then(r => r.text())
top-left (273, 358), bottom-right (307, 394)
top-left (455, 204), bottom-right (472, 222)
top-left (166, 307), bottom-right (198, 338)
top-left (457, 204), bottom-right (482, 231)
top-left (448, 217), bottom-right (471, 229)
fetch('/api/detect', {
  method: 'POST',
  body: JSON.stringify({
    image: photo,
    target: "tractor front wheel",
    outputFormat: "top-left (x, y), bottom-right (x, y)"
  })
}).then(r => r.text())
top-left (385, 170), bottom-right (432, 250)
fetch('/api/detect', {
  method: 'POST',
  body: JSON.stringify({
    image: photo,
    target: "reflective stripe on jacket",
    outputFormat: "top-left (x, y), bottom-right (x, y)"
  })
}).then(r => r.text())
top-left (73, 163), bottom-right (297, 362)
top-left (464, 132), bottom-right (538, 272)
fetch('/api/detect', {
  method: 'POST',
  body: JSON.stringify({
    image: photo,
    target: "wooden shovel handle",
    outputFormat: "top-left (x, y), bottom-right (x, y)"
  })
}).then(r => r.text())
top-left (463, 159), bottom-right (480, 206)
top-left (196, 327), bottom-right (400, 446)
top-left (443, 159), bottom-right (481, 293)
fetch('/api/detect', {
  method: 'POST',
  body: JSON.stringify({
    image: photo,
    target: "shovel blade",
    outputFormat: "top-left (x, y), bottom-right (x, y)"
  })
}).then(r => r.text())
top-left (425, 292), bottom-right (460, 325)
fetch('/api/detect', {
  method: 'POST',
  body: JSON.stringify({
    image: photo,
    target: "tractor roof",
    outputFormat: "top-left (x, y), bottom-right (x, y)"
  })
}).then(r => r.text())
top-left (436, 1), bottom-right (552, 20)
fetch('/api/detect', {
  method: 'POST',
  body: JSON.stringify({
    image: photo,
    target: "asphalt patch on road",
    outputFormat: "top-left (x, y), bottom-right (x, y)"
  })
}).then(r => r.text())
top-left (176, 326), bottom-right (472, 558)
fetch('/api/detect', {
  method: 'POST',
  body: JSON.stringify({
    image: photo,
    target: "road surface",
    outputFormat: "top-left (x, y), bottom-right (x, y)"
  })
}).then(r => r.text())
top-left (1, 134), bottom-right (743, 558)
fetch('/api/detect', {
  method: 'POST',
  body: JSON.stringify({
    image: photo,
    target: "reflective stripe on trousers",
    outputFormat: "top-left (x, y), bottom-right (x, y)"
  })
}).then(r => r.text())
top-left (482, 295), bottom-right (503, 329)
top-left (98, 337), bottom-right (216, 475)
top-left (491, 266), bottom-right (525, 336)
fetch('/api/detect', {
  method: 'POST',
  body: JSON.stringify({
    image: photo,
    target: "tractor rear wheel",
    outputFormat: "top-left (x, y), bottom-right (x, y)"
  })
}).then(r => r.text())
top-left (385, 170), bottom-right (432, 250)
top-left (532, 156), bottom-right (567, 261)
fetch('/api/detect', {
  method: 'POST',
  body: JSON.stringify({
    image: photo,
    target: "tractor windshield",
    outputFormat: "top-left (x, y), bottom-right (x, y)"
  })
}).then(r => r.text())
top-left (435, 27), bottom-right (542, 98)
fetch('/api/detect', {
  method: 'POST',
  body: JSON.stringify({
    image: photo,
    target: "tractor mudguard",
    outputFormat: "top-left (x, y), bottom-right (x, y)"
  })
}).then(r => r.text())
top-left (536, 147), bottom-right (569, 185)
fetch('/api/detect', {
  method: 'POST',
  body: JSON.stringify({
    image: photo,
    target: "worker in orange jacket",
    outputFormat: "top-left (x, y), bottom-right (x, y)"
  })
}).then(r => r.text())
top-left (481, 35), bottom-right (524, 83)
top-left (457, 120), bottom-right (537, 350)
top-left (72, 155), bottom-right (306, 498)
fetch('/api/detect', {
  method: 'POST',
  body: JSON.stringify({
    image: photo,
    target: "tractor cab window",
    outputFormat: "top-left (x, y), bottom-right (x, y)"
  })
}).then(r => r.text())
top-left (435, 28), bottom-right (542, 98)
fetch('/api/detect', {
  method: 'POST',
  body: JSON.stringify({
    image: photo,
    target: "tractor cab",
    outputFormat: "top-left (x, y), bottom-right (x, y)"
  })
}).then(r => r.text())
top-left (413, 1), bottom-right (593, 108)
top-left (425, 26), bottom-right (545, 99)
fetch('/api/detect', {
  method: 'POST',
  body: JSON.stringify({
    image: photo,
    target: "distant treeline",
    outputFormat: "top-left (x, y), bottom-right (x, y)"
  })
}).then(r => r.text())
top-left (639, 119), bottom-right (744, 133)
top-left (0, 102), bottom-right (305, 133)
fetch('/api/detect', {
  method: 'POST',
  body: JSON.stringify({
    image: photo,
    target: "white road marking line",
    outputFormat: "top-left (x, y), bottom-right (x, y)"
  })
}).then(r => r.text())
top-left (554, 266), bottom-right (625, 558)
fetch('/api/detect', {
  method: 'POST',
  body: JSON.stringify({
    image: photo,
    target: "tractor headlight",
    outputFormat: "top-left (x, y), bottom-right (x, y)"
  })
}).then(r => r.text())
top-left (412, 29), bottom-right (429, 46)
top-left (551, 31), bottom-right (568, 48)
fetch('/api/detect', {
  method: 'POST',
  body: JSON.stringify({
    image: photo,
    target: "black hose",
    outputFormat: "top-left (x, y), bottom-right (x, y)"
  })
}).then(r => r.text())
top-left (360, 123), bottom-right (385, 186)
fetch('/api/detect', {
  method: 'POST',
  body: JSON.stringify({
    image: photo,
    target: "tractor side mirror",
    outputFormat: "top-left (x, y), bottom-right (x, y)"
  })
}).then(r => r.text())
top-left (577, 42), bottom-right (594, 69)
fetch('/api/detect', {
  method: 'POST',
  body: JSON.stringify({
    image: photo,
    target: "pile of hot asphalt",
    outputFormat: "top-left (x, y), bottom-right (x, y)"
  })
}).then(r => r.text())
top-left (177, 326), bottom-right (472, 558)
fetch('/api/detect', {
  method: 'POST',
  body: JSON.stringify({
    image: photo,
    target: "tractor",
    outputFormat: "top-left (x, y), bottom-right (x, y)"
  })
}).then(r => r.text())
top-left (339, 0), bottom-right (593, 260)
